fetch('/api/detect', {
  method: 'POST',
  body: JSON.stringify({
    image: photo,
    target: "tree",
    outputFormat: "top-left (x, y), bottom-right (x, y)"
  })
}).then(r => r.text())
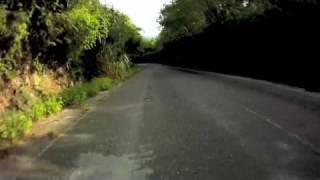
top-left (157, 0), bottom-right (273, 44)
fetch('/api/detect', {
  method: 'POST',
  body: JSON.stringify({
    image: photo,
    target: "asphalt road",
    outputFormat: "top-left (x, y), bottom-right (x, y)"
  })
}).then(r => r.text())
top-left (14, 64), bottom-right (320, 180)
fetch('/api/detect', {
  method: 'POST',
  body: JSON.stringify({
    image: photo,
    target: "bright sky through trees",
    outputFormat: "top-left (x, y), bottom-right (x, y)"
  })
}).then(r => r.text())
top-left (100, 0), bottom-right (171, 37)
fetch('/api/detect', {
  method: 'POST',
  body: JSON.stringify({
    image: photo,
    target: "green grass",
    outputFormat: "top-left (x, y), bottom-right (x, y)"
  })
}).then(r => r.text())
top-left (0, 68), bottom-right (142, 142)
top-left (0, 96), bottom-right (63, 141)
top-left (28, 100), bottom-right (47, 121)
top-left (60, 77), bottom-right (113, 106)
top-left (0, 77), bottom-right (115, 142)
top-left (0, 111), bottom-right (32, 141)
top-left (44, 97), bottom-right (64, 115)
top-left (59, 84), bottom-right (88, 106)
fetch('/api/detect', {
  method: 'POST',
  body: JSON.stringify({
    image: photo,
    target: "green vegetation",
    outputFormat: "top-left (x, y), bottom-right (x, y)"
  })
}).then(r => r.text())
top-left (157, 0), bottom-right (273, 44)
top-left (60, 77), bottom-right (113, 106)
top-left (157, 0), bottom-right (320, 46)
top-left (0, 0), bottom-right (145, 142)
top-left (0, 76), bottom-right (118, 141)
top-left (0, 111), bottom-right (33, 141)
top-left (0, 0), bottom-right (143, 81)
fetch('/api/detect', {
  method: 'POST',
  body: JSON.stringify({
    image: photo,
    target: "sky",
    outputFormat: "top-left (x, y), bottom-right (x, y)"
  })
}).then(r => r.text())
top-left (100, 0), bottom-right (172, 38)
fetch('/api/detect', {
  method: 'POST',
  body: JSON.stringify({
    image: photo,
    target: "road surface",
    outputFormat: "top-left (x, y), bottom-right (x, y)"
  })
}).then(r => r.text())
top-left (10, 64), bottom-right (320, 179)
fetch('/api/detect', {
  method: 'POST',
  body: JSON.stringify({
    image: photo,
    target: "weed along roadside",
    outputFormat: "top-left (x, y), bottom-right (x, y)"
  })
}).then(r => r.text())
top-left (0, 67), bottom-right (140, 152)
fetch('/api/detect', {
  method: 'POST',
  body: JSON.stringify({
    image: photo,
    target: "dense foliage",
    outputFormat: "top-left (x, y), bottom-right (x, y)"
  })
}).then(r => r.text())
top-left (142, 0), bottom-right (320, 91)
top-left (0, 0), bottom-right (142, 81)
top-left (0, 77), bottom-right (114, 140)
top-left (0, 0), bottom-right (145, 141)
top-left (157, 0), bottom-right (319, 44)
top-left (158, 0), bottom-right (272, 44)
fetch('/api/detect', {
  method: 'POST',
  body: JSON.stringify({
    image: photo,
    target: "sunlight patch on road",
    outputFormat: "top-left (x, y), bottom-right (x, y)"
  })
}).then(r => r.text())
top-left (68, 153), bottom-right (153, 180)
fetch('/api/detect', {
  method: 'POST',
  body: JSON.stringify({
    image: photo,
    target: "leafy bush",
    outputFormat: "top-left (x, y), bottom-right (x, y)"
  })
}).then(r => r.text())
top-left (66, 0), bottom-right (111, 51)
top-left (0, 0), bottom-right (139, 142)
top-left (60, 84), bottom-right (88, 106)
top-left (0, 77), bottom-right (115, 141)
top-left (111, 55), bottom-right (132, 80)
top-left (1, 0), bottom-right (140, 82)
top-left (0, 11), bottom-right (29, 79)
top-left (86, 77), bottom-right (113, 97)
top-left (60, 77), bottom-right (113, 106)
top-left (0, 111), bottom-right (32, 140)
top-left (91, 78), bottom-right (113, 91)
top-left (44, 97), bottom-right (63, 115)
top-left (85, 83), bottom-right (100, 98)
top-left (97, 46), bottom-right (133, 80)
top-left (28, 100), bottom-right (47, 121)
top-left (0, 6), bottom-right (7, 35)
top-left (25, 96), bottom-right (63, 122)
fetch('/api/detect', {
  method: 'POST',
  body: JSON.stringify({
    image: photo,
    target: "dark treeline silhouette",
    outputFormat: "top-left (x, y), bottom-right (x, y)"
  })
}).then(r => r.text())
top-left (136, 0), bottom-right (320, 92)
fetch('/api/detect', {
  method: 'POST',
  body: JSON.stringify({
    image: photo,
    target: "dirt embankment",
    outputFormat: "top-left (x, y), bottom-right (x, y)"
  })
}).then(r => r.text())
top-left (0, 67), bottom-right (71, 115)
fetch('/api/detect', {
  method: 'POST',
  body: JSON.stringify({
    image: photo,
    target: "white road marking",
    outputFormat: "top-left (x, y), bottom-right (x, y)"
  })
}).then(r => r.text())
top-left (9, 110), bottom-right (92, 180)
top-left (31, 110), bottom-right (92, 164)
top-left (242, 105), bottom-right (320, 155)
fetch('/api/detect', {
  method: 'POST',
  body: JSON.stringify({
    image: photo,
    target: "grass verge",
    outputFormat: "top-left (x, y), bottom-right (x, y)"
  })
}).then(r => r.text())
top-left (0, 67), bottom-right (139, 144)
